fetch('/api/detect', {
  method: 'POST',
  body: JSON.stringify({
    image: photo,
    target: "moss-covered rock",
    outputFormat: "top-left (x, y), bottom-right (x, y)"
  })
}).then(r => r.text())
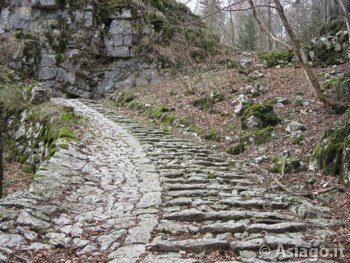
top-left (321, 75), bottom-right (350, 104)
top-left (201, 128), bottom-right (221, 141)
top-left (313, 112), bottom-right (350, 184)
top-left (226, 144), bottom-right (244, 155)
top-left (240, 126), bottom-right (273, 145)
top-left (271, 156), bottom-right (301, 174)
top-left (112, 90), bottom-right (137, 107)
top-left (258, 50), bottom-right (293, 67)
top-left (241, 103), bottom-right (280, 129)
top-left (192, 92), bottom-right (224, 112)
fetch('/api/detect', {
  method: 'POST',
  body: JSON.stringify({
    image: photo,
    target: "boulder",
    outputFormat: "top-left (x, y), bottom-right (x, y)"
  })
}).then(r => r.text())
top-left (29, 85), bottom-right (51, 105)
top-left (240, 57), bottom-right (253, 69)
top-left (286, 121), bottom-right (307, 133)
top-left (241, 103), bottom-right (280, 130)
top-left (249, 70), bottom-right (264, 79)
top-left (313, 114), bottom-right (350, 185)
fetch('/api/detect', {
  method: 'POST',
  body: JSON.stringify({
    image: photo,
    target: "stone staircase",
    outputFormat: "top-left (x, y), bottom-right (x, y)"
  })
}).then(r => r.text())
top-left (82, 100), bottom-right (344, 263)
top-left (0, 99), bottom-right (345, 263)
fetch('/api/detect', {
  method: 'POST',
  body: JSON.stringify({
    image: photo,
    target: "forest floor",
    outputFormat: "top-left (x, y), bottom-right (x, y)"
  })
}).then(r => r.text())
top-left (107, 63), bottom-right (350, 256)
top-left (2, 62), bottom-right (350, 261)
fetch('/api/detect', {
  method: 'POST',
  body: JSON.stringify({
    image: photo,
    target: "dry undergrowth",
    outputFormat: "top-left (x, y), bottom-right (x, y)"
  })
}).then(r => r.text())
top-left (113, 63), bottom-right (350, 260)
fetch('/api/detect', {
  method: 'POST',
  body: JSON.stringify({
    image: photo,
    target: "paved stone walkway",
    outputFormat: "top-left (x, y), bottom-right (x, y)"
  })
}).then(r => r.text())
top-left (0, 99), bottom-right (345, 262)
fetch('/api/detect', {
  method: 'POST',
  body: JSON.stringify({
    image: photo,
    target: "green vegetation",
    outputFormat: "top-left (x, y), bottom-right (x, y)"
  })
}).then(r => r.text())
top-left (319, 20), bottom-right (346, 36)
top-left (313, 112), bottom-right (350, 183)
top-left (241, 103), bottom-right (280, 129)
top-left (149, 104), bottom-right (176, 126)
top-left (44, 17), bottom-right (70, 65)
top-left (258, 50), bottom-right (293, 67)
top-left (201, 128), bottom-right (221, 141)
top-left (292, 134), bottom-right (305, 145)
top-left (240, 126), bottom-right (273, 145)
top-left (321, 76), bottom-right (350, 104)
top-left (294, 97), bottom-right (304, 107)
top-left (226, 144), bottom-right (244, 155)
top-left (271, 156), bottom-right (301, 174)
top-left (192, 92), bottom-right (224, 111)
top-left (112, 90), bottom-right (137, 107)
top-left (0, 67), bottom-right (82, 169)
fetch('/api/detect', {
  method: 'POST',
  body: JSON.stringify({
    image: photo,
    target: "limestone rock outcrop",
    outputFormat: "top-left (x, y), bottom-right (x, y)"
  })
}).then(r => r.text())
top-left (0, 0), bottom-right (207, 98)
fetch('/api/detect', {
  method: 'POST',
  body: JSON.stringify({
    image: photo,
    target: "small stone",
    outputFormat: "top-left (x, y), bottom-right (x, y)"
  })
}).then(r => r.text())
top-left (234, 103), bottom-right (245, 116)
top-left (47, 233), bottom-right (70, 246)
top-left (61, 225), bottom-right (83, 237)
top-left (0, 234), bottom-right (24, 247)
top-left (249, 71), bottom-right (264, 79)
top-left (276, 97), bottom-right (289, 105)
top-left (286, 121), bottom-right (307, 133)
top-left (77, 243), bottom-right (97, 255)
top-left (29, 85), bottom-right (51, 105)
top-left (28, 242), bottom-right (51, 250)
top-left (246, 116), bottom-right (264, 129)
top-left (254, 155), bottom-right (268, 164)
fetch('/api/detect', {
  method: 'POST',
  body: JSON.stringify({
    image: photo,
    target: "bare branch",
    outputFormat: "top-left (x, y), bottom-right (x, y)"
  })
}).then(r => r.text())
top-left (248, 0), bottom-right (291, 49)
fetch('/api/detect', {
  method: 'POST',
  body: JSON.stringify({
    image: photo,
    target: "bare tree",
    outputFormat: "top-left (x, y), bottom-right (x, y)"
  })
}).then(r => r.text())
top-left (0, 102), bottom-right (3, 198)
top-left (273, 0), bottom-right (347, 111)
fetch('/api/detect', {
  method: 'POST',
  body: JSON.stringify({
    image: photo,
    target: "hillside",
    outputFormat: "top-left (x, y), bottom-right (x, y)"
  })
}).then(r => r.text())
top-left (0, 0), bottom-right (220, 98)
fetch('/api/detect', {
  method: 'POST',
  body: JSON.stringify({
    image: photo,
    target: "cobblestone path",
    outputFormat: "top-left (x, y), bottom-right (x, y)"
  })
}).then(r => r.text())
top-left (0, 99), bottom-right (344, 263)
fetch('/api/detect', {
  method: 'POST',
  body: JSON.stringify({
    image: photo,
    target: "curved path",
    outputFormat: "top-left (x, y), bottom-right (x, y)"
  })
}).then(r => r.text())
top-left (0, 99), bottom-right (344, 263)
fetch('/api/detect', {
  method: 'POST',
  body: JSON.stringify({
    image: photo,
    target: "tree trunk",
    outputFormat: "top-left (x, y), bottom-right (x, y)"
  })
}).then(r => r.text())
top-left (248, 0), bottom-right (291, 50)
top-left (273, 0), bottom-right (347, 112)
top-left (0, 103), bottom-right (3, 199)
top-left (267, 0), bottom-right (273, 50)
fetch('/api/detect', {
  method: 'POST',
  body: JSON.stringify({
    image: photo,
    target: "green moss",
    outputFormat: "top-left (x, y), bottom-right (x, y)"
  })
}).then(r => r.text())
top-left (271, 157), bottom-right (301, 174)
top-left (201, 128), bottom-right (221, 141)
top-left (226, 123), bottom-right (237, 132)
top-left (292, 134), bottom-right (305, 145)
top-left (19, 154), bottom-right (30, 164)
top-left (226, 144), bottom-right (244, 155)
top-left (22, 164), bottom-right (34, 174)
top-left (344, 108), bottom-right (350, 119)
top-left (313, 118), bottom-right (350, 181)
top-left (58, 144), bottom-right (69, 150)
top-left (240, 126), bottom-right (273, 145)
top-left (319, 20), bottom-right (346, 36)
top-left (192, 92), bottom-right (224, 112)
top-left (294, 97), bottom-right (304, 107)
top-left (241, 103), bottom-right (280, 129)
top-left (150, 104), bottom-right (170, 119)
top-left (192, 96), bottom-right (215, 111)
top-left (24, 84), bottom-right (33, 98)
top-left (113, 90), bottom-right (137, 107)
top-left (258, 50), bottom-right (293, 67)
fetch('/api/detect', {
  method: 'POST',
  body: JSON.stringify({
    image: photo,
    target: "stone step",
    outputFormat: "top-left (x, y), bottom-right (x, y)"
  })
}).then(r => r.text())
top-left (200, 221), bottom-right (246, 234)
top-left (164, 209), bottom-right (295, 222)
top-left (167, 189), bottom-right (218, 198)
top-left (246, 222), bottom-right (308, 233)
top-left (220, 198), bottom-right (290, 210)
top-left (150, 238), bottom-right (230, 253)
top-left (143, 254), bottom-right (199, 263)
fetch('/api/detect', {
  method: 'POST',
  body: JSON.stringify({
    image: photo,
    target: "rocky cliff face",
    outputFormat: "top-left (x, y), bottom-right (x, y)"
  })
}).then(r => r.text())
top-left (0, 0), bottom-right (201, 98)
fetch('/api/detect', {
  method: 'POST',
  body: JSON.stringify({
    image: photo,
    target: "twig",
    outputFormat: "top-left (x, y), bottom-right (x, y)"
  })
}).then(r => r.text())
top-left (272, 174), bottom-right (292, 193)
top-left (13, 255), bottom-right (32, 263)
top-left (298, 186), bottom-right (341, 198)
